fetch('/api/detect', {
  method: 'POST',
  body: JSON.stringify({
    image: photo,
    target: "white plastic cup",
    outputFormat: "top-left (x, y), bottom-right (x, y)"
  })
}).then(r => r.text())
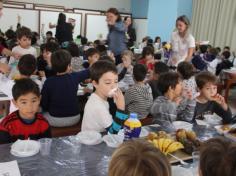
top-left (192, 151), bottom-right (200, 176)
top-left (69, 136), bottom-right (82, 153)
top-left (39, 138), bottom-right (52, 156)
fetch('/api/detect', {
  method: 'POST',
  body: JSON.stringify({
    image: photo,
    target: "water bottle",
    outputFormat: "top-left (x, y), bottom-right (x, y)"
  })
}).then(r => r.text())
top-left (123, 113), bottom-right (142, 141)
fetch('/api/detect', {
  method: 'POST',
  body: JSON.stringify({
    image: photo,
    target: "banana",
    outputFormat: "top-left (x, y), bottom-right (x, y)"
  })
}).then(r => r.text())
top-left (152, 139), bottom-right (159, 148)
top-left (165, 141), bottom-right (184, 154)
top-left (162, 138), bottom-right (173, 153)
top-left (157, 138), bottom-right (165, 151)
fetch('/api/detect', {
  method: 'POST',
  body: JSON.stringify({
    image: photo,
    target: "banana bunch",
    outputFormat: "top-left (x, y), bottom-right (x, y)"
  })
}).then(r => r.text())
top-left (150, 138), bottom-right (184, 155)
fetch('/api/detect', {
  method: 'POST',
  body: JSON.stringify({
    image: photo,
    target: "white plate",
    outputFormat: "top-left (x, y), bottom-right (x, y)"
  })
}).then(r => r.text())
top-left (118, 127), bottom-right (149, 139)
top-left (172, 166), bottom-right (193, 176)
top-left (102, 134), bottom-right (123, 148)
top-left (214, 125), bottom-right (230, 135)
top-left (76, 131), bottom-right (102, 145)
top-left (204, 114), bottom-right (222, 125)
top-left (172, 121), bottom-right (193, 130)
top-left (11, 140), bottom-right (40, 157)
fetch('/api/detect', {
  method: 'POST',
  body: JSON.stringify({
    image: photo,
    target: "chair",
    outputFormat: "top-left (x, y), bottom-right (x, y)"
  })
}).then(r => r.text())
top-left (51, 122), bottom-right (82, 138)
top-left (223, 72), bottom-right (236, 103)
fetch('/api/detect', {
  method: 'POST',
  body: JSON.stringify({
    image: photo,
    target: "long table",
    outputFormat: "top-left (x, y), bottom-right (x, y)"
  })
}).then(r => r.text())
top-left (0, 124), bottom-right (220, 176)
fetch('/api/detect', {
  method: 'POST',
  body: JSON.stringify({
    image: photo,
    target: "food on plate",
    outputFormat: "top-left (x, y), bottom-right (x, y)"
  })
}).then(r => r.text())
top-left (149, 138), bottom-right (184, 155)
top-left (221, 125), bottom-right (230, 131)
top-left (146, 131), bottom-right (169, 140)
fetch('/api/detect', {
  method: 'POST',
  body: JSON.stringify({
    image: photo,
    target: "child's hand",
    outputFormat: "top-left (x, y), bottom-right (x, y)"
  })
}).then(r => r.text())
top-left (123, 60), bottom-right (131, 68)
top-left (212, 93), bottom-right (228, 111)
top-left (182, 88), bottom-right (193, 100)
top-left (174, 97), bottom-right (182, 106)
top-left (12, 51), bottom-right (21, 60)
top-left (113, 88), bottom-right (125, 111)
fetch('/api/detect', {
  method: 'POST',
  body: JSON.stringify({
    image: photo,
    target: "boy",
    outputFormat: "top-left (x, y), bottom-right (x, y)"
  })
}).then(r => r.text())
top-left (150, 72), bottom-right (196, 126)
top-left (125, 64), bottom-right (153, 119)
top-left (41, 49), bottom-right (90, 127)
top-left (0, 78), bottom-right (51, 144)
top-left (148, 61), bottom-right (169, 99)
top-left (194, 71), bottom-right (232, 123)
top-left (0, 54), bottom-right (42, 114)
top-left (81, 60), bottom-right (128, 134)
top-left (139, 46), bottom-right (155, 71)
top-left (216, 50), bottom-right (233, 75)
top-left (37, 41), bottom-right (59, 78)
top-left (9, 26), bottom-right (37, 65)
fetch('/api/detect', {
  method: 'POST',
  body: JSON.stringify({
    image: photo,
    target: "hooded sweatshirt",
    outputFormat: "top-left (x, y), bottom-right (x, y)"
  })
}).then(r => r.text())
top-left (125, 83), bottom-right (153, 119)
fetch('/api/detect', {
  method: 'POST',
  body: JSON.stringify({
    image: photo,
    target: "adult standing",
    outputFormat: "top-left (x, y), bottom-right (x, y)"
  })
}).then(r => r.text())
top-left (49, 13), bottom-right (73, 46)
top-left (170, 15), bottom-right (195, 66)
top-left (124, 16), bottom-right (136, 49)
top-left (106, 8), bottom-right (127, 65)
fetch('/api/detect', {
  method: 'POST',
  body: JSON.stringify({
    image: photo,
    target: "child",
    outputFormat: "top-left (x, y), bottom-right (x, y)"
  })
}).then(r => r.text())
top-left (85, 47), bottom-right (100, 66)
top-left (108, 140), bottom-right (171, 176)
top-left (41, 49), bottom-right (90, 127)
top-left (194, 71), bottom-right (232, 123)
top-left (0, 54), bottom-right (43, 113)
top-left (192, 44), bottom-right (208, 71)
top-left (150, 72), bottom-right (196, 126)
top-left (81, 60), bottom-right (128, 134)
top-left (67, 42), bottom-right (84, 72)
top-left (9, 26), bottom-right (37, 65)
top-left (125, 64), bottom-right (153, 119)
top-left (216, 50), bottom-right (233, 75)
top-left (200, 137), bottom-right (236, 176)
top-left (177, 61), bottom-right (198, 98)
top-left (139, 46), bottom-right (155, 72)
top-left (0, 78), bottom-right (51, 144)
top-left (148, 61), bottom-right (169, 99)
top-left (116, 50), bottom-right (134, 84)
top-left (37, 41), bottom-right (59, 78)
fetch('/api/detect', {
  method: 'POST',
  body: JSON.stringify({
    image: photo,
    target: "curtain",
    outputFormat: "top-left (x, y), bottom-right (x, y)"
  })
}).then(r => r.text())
top-left (192, 0), bottom-right (236, 50)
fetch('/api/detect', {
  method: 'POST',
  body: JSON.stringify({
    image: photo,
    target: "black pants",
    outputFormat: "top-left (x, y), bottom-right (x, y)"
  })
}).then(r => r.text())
top-left (115, 54), bottom-right (122, 65)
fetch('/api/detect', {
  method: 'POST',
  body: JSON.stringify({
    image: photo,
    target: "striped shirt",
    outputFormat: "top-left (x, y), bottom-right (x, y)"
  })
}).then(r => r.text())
top-left (125, 83), bottom-right (153, 119)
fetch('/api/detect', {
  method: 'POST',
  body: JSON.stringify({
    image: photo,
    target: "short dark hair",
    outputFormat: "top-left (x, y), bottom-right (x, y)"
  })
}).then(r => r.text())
top-left (157, 72), bottom-right (181, 94)
top-left (51, 49), bottom-right (71, 73)
top-left (12, 78), bottom-right (40, 100)
top-left (215, 47), bottom-right (221, 53)
top-left (154, 62), bottom-right (169, 75)
top-left (45, 41), bottom-right (59, 53)
top-left (133, 64), bottom-right (147, 82)
top-left (85, 48), bottom-right (99, 58)
top-left (18, 54), bottom-right (36, 76)
top-left (90, 60), bottom-right (117, 83)
top-left (224, 46), bottom-right (230, 51)
top-left (67, 42), bottom-right (79, 57)
top-left (46, 31), bottom-right (53, 36)
top-left (177, 61), bottom-right (194, 80)
top-left (142, 46), bottom-right (154, 58)
top-left (222, 51), bottom-right (231, 59)
top-left (195, 71), bottom-right (217, 89)
top-left (155, 36), bottom-right (161, 43)
top-left (154, 53), bottom-right (162, 60)
top-left (199, 45), bottom-right (208, 53)
top-left (107, 8), bottom-right (122, 22)
top-left (200, 137), bottom-right (236, 176)
top-left (16, 26), bottom-right (32, 40)
top-left (5, 29), bottom-right (16, 40)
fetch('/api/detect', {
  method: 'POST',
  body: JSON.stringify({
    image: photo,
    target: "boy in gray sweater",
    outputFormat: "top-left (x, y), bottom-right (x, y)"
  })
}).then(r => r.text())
top-left (150, 72), bottom-right (196, 127)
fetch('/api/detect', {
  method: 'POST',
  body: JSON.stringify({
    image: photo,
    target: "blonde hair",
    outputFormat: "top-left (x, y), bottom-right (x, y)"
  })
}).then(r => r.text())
top-left (176, 15), bottom-right (191, 38)
top-left (108, 139), bottom-right (171, 176)
top-left (122, 50), bottom-right (134, 60)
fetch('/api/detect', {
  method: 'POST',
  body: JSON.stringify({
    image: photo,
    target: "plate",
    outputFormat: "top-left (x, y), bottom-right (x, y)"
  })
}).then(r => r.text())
top-left (102, 134), bottom-right (123, 148)
top-left (204, 114), bottom-right (222, 125)
top-left (172, 121), bottom-right (193, 130)
top-left (172, 166), bottom-right (193, 176)
top-left (118, 127), bottom-right (149, 139)
top-left (11, 139), bottom-right (40, 157)
top-left (214, 125), bottom-right (230, 135)
top-left (76, 131), bottom-right (102, 145)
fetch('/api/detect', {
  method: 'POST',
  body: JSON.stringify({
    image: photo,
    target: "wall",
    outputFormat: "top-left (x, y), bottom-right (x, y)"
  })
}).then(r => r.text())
top-left (131, 0), bottom-right (149, 18)
top-left (147, 0), bottom-right (193, 42)
top-left (178, 0), bottom-right (193, 20)
top-left (14, 0), bottom-right (131, 13)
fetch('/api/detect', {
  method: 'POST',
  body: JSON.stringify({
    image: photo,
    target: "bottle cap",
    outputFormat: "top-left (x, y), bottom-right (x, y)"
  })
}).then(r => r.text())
top-left (130, 113), bottom-right (138, 119)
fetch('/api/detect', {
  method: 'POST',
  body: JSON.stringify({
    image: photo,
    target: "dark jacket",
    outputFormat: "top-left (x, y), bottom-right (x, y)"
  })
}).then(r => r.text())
top-left (55, 23), bottom-right (73, 44)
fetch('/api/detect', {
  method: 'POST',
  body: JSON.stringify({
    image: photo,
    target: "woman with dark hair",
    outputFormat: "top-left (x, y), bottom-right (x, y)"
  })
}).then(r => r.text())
top-left (106, 8), bottom-right (127, 65)
top-left (169, 15), bottom-right (195, 66)
top-left (49, 13), bottom-right (73, 46)
top-left (124, 16), bottom-right (136, 49)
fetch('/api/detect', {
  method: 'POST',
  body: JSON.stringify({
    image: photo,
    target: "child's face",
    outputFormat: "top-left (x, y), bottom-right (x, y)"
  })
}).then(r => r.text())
top-left (173, 81), bottom-right (183, 98)
top-left (122, 55), bottom-right (131, 65)
top-left (13, 93), bottom-right (40, 119)
top-left (88, 53), bottom-right (100, 65)
top-left (43, 50), bottom-right (52, 61)
top-left (200, 83), bottom-right (217, 100)
top-left (145, 54), bottom-right (154, 60)
top-left (93, 71), bottom-right (118, 99)
top-left (18, 36), bottom-right (31, 49)
top-left (46, 34), bottom-right (52, 40)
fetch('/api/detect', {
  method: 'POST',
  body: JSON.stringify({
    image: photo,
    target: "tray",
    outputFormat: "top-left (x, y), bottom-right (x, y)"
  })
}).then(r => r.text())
top-left (168, 150), bottom-right (192, 164)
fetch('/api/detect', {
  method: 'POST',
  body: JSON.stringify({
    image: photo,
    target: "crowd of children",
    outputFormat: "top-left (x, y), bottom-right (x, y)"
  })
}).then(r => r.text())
top-left (0, 1), bottom-right (236, 175)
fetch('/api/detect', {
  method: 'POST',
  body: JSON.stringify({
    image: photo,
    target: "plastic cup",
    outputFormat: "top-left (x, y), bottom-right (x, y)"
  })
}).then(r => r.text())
top-left (39, 138), bottom-right (52, 156)
top-left (69, 136), bottom-right (82, 153)
top-left (192, 151), bottom-right (200, 176)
